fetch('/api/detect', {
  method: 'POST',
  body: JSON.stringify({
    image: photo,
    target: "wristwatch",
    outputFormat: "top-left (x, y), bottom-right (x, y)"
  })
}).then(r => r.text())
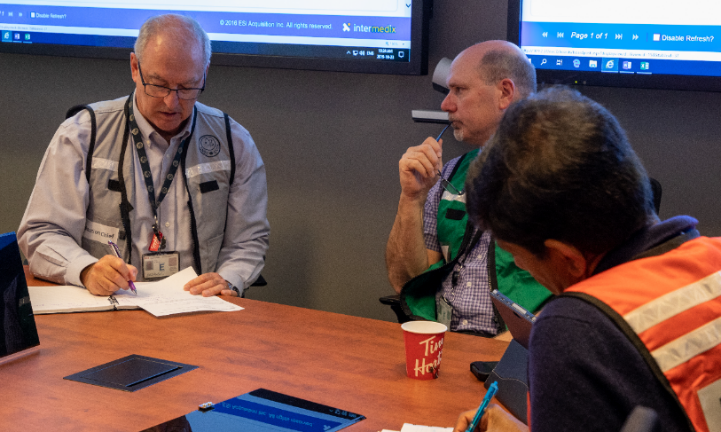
top-left (226, 280), bottom-right (241, 297)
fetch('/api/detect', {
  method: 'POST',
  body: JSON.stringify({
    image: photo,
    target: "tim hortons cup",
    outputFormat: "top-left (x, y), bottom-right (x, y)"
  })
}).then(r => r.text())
top-left (401, 321), bottom-right (448, 380)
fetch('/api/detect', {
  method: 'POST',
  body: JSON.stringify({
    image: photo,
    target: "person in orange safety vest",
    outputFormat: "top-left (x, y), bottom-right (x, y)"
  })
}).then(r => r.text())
top-left (453, 86), bottom-right (720, 432)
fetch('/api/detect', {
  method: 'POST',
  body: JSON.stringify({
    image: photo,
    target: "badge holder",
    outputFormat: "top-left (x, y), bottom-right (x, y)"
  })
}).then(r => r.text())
top-left (142, 221), bottom-right (179, 281)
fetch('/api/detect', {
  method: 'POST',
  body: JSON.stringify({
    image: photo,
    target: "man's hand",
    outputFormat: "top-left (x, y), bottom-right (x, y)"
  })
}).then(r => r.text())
top-left (80, 255), bottom-right (138, 296)
top-left (398, 136), bottom-right (444, 200)
top-left (184, 272), bottom-right (239, 297)
top-left (453, 404), bottom-right (528, 432)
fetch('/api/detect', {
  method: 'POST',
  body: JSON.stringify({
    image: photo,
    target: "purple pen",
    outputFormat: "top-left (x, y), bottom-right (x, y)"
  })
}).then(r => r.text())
top-left (108, 241), bottom-right (137, 293)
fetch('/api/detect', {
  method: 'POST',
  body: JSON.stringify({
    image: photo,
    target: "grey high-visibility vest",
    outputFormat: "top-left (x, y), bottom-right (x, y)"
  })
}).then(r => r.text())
top-left (71, 95), bottom-right (236, 275)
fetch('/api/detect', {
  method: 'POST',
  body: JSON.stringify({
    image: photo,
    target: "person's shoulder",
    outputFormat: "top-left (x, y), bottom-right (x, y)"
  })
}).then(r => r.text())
top-left (535, 295), bottom-right (606, 324)
top-left (194, 101), bottom-right (225, 119)
top-left (62, 96), bottom-right (127, 129)
top-left (88, 95), bottom-right (127, 115)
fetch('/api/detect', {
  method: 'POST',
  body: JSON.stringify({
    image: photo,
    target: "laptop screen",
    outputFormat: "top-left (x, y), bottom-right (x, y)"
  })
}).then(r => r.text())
top-left (0, 232), bottom-right (40, 360)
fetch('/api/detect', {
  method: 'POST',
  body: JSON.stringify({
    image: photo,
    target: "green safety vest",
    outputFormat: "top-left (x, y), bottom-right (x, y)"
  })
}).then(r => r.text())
top-left (400, 150), bottom-right (552, 326)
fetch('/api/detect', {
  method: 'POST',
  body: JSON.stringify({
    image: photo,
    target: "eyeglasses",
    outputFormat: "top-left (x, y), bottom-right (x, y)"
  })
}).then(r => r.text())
top-left (137, 62), bottom-right (205, 100)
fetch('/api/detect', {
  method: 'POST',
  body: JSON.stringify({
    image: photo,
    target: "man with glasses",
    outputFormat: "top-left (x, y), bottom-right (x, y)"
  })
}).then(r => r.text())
top-left (19, 14), bottom-right (269, 298)
top-left (385, 41), bottom-right (550, 335)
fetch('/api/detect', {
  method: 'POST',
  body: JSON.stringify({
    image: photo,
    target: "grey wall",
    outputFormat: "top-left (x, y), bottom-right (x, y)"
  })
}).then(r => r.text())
top-left (2, 1), bottom-right (720, 322)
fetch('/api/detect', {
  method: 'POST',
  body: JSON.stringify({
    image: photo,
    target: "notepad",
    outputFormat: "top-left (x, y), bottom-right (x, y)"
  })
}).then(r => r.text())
top-left (28, 267), bottom-right (242, 317)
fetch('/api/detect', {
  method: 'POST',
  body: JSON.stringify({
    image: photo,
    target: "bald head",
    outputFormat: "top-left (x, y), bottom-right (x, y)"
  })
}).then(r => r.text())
top-left (455, 40), bottom-right (536, 100)
top-left (440, 40), bottom-right (536, 146)
top-left (134, 14), bottom-right (211, 68)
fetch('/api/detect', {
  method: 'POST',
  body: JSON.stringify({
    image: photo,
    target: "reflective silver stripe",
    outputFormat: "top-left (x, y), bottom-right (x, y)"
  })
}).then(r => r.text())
top-left (624, 271), bottom-right (721, 334)
top-left (185, 161), bottom-right (231, 179)
top-left (441, 190), bottom-right (466, 203)
top-left (698, 378), bottom-right (721, 432)
top-left (91, 157), bottom-right (118, 172)
top-left (651, 317), bottom-right (721, 372)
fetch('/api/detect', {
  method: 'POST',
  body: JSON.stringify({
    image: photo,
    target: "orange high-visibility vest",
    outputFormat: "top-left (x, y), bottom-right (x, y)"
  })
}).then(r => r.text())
top-left (564, 236), bottom-right (721, 432)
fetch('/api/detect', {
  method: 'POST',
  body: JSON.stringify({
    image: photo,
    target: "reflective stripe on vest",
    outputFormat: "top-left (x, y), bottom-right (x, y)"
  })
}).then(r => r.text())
top-left (566, 236), bottom-right (721, 432)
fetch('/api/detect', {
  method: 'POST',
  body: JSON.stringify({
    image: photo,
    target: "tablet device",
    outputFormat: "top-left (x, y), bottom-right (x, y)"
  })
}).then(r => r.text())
top-left (490, 289), bottom-right (535, 349)
top-left (0, 232), bottom-right (40, 364)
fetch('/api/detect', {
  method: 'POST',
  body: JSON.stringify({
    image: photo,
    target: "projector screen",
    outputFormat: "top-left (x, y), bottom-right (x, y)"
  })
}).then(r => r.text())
top-left (508, 0), bottom-right (721, 92)
top-left (0, 0), bottom-right (429, 75)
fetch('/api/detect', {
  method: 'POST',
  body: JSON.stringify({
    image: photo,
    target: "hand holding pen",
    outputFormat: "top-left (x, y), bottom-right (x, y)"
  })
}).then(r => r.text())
top-left (453, 381), bottom-right (528, 432)
top-left (398, 123), bottom-right (450, 200)
top-left (80, 253), bottom-right (139, 297)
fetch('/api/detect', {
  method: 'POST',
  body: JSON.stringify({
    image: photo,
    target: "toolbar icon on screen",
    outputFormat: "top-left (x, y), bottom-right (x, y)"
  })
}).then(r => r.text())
top-left (2, 31), bottom-right (11, 42)
top-left (602, 58), bottom-right (619, 72)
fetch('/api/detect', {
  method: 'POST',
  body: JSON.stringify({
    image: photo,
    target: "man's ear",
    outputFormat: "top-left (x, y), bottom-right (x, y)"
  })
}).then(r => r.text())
top-left (130, 52), bottom-right (140, 83)
top-left (543, 239), bottom-right (590, 283)
top-left (498, 78), bottom-right (516, 110)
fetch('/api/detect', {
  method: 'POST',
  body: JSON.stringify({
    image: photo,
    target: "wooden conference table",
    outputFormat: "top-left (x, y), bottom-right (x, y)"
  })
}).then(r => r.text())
top-left (0, 269), bottom-right (509, 431)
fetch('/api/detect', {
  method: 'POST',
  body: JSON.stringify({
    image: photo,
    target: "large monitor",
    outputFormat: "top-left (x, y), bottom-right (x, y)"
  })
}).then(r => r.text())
top-left (508, 0), bottom-right (721, 92)
top-left (0, 0), bottom-right (430, 75)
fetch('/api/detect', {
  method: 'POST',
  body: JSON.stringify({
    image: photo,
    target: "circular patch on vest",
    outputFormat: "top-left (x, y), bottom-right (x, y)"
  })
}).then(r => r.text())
top-left (199, 135), bottom-right (221, 157)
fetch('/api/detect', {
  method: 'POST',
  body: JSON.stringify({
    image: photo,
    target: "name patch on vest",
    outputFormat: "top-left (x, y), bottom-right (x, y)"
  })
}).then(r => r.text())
top-left (91, 157), bottom-right (118, 172)
top-left (82, 220), bottom-right (120, 244)
top-left (199, 135), bottom-right (221, 157)
top-left (698, 378), bottom-right (721, 432)
top-left (441, 190), bottom-right (466, 203)
top-left (185, 161), bottom-right (231, 179)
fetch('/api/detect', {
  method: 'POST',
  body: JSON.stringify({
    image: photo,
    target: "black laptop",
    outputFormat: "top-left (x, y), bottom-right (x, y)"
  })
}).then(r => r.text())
top-left (0, 232), bottom-right (40, 364)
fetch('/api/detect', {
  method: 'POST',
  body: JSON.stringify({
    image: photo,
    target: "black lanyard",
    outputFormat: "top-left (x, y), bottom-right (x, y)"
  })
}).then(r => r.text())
top-left (125, 94), bottom-right (197, 240)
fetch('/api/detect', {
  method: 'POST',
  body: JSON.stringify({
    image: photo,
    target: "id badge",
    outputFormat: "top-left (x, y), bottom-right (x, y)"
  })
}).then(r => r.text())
top-left (142, 252), bottom-right (180, 280)
top-left (437, 297), bottom-right (453, 327)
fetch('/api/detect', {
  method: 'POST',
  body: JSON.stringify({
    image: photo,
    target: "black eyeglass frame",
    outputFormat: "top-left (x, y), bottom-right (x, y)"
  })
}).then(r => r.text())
top-left (137, 62), bottom-right (206, 100)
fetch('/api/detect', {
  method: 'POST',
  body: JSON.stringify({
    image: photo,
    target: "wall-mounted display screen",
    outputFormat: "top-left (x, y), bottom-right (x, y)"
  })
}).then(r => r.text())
top-left (508, 0), bottom-right (721, 92)
top-left (0, 1), bottom-right (429, 75)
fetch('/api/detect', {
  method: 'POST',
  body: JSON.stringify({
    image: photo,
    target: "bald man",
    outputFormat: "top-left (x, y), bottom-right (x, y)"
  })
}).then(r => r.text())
top-left (19, 14), bottom-right (269, 298)
top-left (385, 41), bottom-right (550, 335)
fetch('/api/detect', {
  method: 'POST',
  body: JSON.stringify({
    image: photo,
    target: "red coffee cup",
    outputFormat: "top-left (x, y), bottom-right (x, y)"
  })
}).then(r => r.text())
top-left (401, 321), bottom-right (448, 380)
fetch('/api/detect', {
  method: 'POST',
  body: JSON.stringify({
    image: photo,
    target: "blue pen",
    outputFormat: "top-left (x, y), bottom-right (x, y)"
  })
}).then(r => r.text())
top-left (465, 381), bottom-right (499, 432)
top-left (108, 241), bottom-right (137, 294)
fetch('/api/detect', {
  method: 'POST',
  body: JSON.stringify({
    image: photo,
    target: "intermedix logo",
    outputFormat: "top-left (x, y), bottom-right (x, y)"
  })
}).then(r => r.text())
top-left (345, 23), bottom-right (397, 33)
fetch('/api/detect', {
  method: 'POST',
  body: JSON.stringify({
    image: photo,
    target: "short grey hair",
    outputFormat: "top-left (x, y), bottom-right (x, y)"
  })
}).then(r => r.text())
top-left (478, 49), bottom-right (537, 99)
top-left (135, 14), bottom-right (212, 68)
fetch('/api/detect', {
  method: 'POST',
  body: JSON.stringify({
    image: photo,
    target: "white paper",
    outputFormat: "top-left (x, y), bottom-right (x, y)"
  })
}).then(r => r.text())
top-left (400, 424), bottom-right (453, 432)
top-left (113, 267), bottom-right (243, 317)
top-left (29, 267), bottom-right (242, 317)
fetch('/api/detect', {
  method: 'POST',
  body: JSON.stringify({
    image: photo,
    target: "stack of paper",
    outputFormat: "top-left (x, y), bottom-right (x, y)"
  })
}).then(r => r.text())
top-left (28, 267), bottom-right (243, 317)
